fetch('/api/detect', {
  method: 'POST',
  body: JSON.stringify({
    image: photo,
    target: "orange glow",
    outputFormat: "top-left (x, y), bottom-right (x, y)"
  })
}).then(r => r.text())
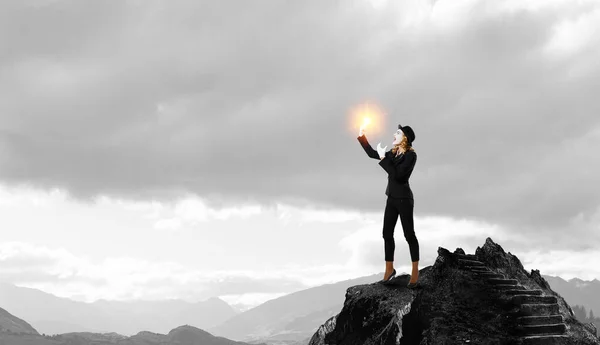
top-left (348, 102), bottom-right (387, 136)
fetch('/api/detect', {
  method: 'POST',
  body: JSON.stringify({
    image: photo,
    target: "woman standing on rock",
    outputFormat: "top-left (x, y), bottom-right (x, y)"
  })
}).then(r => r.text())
top-left (357, 123), bottom-right (420, 288)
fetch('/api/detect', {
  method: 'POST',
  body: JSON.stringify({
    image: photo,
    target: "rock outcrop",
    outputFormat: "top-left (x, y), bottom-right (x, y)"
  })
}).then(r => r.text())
top-left (309, 237), bottom-right (600, 345)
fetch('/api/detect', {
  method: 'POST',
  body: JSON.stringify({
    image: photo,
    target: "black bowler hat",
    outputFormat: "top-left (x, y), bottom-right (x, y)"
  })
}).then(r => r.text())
top-left (398, 124), bottom-right (415, 144)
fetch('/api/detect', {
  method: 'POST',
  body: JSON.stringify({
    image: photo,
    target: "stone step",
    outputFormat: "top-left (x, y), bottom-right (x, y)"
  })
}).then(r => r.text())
top-left (520, 334), bottom-right (571, 345)
top-left (458, 259), bottom-right (484, 266)
top-left (467, 266), bottom-right (490, 270)
top-left (518, 326), bottom-right (567, 338)
top-left (517, 303), bottom-right (560, 317)
top-left (516, 323), bottom-right (566, 336)
top-left (474, 272), bottom-right (505, 279)
top-left (517, 315), bottom-right (564, 326)
top-left (506, 289), bottom-right (543, 296)
top-left (487, 278), bottom-right (518, 285)
top-left (494, 284), bottom-right (526, 290)
top-left (510, 295), bottom-right (557, 305)
top-left (465, 266), bottom-right (490, 271)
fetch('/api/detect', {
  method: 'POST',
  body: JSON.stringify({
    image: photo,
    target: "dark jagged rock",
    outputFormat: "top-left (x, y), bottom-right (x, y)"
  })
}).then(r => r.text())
top-left (308, 237), bottom-right (600, 345)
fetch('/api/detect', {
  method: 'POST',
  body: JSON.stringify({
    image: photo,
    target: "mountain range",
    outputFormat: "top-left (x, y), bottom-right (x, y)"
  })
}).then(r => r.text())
top-left (1, 270), bottom-right (599, 344)
top-left (0, 307), bottom-right (263, 345)
top-left (0, 281), bottom-right (237, 335)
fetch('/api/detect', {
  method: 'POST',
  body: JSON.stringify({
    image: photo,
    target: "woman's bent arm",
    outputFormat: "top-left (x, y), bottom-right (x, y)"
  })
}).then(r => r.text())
top-left (378, 151), bottom-right (416, 181)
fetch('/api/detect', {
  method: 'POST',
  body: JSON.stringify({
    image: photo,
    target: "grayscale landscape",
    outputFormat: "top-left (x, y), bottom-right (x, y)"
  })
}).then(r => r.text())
top-left (1, 0), bottom-right (599, 344)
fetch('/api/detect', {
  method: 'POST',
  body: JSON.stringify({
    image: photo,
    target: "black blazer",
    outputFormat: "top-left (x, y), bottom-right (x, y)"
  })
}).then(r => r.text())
top-left (357, 134), bottom-right (417, 199)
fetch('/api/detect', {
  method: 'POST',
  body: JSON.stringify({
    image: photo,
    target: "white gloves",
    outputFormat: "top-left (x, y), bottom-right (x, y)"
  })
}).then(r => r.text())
top-left (359, 125), bottom-right (366, 137)
top-left (377, 142), bottom-right (387, 159)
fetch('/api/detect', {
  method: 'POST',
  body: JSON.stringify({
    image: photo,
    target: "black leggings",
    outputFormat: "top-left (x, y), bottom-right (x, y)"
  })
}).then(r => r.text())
top-left (382, 197), bottom-right (419, 262)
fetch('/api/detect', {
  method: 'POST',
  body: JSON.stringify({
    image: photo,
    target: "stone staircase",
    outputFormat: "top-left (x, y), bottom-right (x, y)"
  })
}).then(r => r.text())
top-left (456, 253), bottom-right (570, 345)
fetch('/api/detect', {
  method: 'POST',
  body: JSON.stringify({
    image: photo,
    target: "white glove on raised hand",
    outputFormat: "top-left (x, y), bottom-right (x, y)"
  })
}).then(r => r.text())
top-left (377, 142), bottom-right (387, 159)
top-left (359, 125), bottom-right (366, 137)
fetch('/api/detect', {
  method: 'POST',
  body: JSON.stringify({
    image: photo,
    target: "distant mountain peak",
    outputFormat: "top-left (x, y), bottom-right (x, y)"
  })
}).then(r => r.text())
top-left (0, 307), bottom-right (40, 335)
top-left (169, 324), bottom-right (205, 332)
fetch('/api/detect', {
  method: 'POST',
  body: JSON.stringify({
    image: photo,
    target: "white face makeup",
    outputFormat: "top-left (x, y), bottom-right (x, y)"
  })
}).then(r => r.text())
top-left (393, 129), bottom-right (403, 145)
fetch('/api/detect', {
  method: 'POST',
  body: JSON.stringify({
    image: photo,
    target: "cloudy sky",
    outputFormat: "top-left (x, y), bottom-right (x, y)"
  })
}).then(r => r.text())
top-left (1, 0), bottom-right (600, 309)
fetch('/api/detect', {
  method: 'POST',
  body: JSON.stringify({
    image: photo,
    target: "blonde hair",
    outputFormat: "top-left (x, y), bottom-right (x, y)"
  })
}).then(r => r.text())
top-left (391, 135), bottom-right (415, 156)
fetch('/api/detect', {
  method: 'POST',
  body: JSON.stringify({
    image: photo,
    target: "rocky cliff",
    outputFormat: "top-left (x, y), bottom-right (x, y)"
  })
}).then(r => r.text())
top-left (309, 237), bottom-right (600, 345)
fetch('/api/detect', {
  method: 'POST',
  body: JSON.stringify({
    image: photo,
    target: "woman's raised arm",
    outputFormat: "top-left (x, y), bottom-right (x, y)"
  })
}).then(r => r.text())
top-left (357, 134), bottom-right (381, 160)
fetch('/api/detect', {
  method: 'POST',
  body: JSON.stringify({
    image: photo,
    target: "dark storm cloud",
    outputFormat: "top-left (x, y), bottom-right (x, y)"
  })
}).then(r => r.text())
top-left (1, 1), bottom-right (599, 245)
